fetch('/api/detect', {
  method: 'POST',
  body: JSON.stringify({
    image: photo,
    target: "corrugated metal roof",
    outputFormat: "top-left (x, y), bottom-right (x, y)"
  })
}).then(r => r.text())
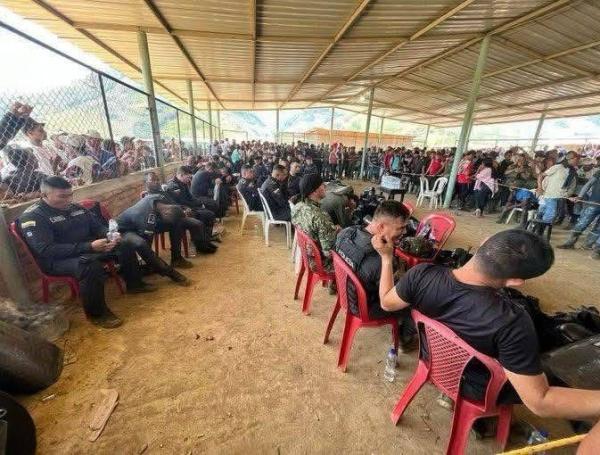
top-left (2, 0), bottom-right (600, 126)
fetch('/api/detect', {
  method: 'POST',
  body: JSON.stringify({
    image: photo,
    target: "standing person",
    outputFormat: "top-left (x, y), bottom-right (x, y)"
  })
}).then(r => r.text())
top-left (557, 169), bottom-right (600, 249)
top-left (18, 177), bottom-right (156, 328)
top-left (22, 118), bottom-right (63, 176)
top-left (472, 158), bottom-right (497, 217)
top-left (455, 151), bottom-right (474, 210)
top-left (260, 164), bottom-right (291, 221)
top-left (328, 145), bottom-right (338, 180)
top-left (536, 152), bottom-right (578, 229)
top-left (287, 161), bottom-right (302, 201)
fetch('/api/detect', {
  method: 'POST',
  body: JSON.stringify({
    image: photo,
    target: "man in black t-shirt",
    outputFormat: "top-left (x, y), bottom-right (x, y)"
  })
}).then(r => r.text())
top-left (375, 228), bottom-right (600, 425)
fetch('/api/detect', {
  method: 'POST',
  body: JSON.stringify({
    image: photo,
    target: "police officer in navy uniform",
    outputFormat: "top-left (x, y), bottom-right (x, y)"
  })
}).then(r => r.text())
top-left (167, 165), bottom-right (220, 220)
top-left (18, 176), bottom-right (155, 328)
top-left (260, 164), bottom-right (291, 221)
top-left (236, 164), bottom-right (262, 211)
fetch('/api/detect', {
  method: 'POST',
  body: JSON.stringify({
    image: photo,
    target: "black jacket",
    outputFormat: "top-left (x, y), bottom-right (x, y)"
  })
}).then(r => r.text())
top-left (236, 177), bottom-right (262, 211)
top-left (191, 170), bottom-right (218, 198)
top-left (287, 174), bottom-right (301, 200)
top-left (0, 112), bottom-right (26, 150)
top-left (165, 177), bottom-right (202, 208)
top-left (18, 200), bottom-right (107, 270)
top-left (260, 176), bottom-right (290, 221)
top-left (117, 194), bottom-right (167, 239)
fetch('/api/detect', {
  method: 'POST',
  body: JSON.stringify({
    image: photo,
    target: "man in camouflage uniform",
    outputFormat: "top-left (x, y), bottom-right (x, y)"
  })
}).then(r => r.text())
top-left (291, 173), bottom-right (338, 271)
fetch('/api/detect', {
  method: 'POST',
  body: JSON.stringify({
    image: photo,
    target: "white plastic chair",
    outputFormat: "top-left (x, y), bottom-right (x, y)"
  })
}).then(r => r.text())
top-left (237, 188), bottom-right (264, 236)
top-left (258, 189), bottom-right (292, 248)
top-left (417, 176), bottom-right (448, 209)
top-left (416, 176), bottom-right (430, 207)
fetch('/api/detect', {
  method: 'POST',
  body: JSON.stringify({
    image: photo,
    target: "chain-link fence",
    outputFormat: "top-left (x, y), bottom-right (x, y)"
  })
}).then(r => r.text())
top-left (0, 22), bottom-right (220, 206)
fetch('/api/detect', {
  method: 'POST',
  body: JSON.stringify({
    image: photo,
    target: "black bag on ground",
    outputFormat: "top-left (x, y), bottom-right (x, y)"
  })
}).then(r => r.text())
top-left (0, 391), bottom-right (36, 455)
top-left (0, 321), bottom-right (63, 394)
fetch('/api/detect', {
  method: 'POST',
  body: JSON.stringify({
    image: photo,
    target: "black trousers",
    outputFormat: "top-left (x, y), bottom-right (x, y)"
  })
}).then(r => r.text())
top-left (120, 232), bottom-right (173, 276)
top-left (474, 186), bottom-right (493, 211)
top-left (48, 243), bottom-right (141, 318)
top-left (190, 207), bottom-right (215, 235)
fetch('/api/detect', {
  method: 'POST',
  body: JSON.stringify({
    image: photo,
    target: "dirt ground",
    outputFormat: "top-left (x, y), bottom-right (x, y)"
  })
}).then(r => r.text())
top-left (21, 182), bottom-right (599, 455)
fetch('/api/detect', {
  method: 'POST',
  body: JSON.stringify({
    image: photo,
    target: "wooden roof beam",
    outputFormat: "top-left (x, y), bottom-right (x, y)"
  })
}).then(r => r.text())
top-left (280, 0), bottom-right (372, 108)
top-left (142, 0), bottom-right (224, 109)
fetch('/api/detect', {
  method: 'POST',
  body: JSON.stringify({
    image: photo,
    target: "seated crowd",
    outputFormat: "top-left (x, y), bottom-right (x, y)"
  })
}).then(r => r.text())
top-left (4, 103), bottom-right (600, 450)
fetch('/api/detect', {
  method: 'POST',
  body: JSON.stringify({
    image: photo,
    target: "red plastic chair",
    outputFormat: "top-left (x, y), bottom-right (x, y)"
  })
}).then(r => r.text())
top-left (391, 310), bottom-right (512, 454)
top-left (402, 200), bottom-right (415, 216)
top-left (324, 251), bottom-right (399, 372)
top-left (293, 229), bottom-right (335, 315)
top-left (395, 212), bottom-right (456, 268)
top-left (9, 221), bottom-right (124, 302)
top-left (139, 191), bottom-right (189, 258)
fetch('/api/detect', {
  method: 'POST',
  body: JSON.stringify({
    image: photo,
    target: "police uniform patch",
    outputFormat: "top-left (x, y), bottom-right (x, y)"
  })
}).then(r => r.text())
top-left (70, 209), bottom-right (86, 217)
top-left (26, 231), bottom-right (33, 237)
top-left (20, 220), bottom-right (36, 228)
top-left (49, 215), bottom-right (66, 223)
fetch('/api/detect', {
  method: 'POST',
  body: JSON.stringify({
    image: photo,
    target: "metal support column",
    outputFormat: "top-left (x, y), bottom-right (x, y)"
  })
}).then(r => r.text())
top-left (137, 30), bottom-right (164, 177)
top-left (217, 110), bottom-right (222, 140)
top-left (208, 101), bottom-right (213, 144)
top-left (187, 79), bottom-right (198, 152)
top-left (423, 124), bottom-right (431, 148)
top-left (329, 107), bottom-right (335, 145)
top-left (176, 110), bottom-right (182, 160)
top-left (377, 117), bottom-right (384, 148)
top-left (443, 35), bottom-right (491, 208)
top-left (98, 74), bottom-right (114, 143)
top-left (0, 208), bottom-right (33, 305)
top-left (275, 109), bottom-right (280, 144)
top-left (531, 112), bottom-right (546, 153)
top-left (359, 87), bottom-right (375, 179)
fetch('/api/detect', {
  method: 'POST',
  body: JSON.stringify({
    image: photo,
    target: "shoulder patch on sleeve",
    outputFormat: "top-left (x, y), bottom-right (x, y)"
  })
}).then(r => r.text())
top-left (20, 220), bottom-right (36, 228)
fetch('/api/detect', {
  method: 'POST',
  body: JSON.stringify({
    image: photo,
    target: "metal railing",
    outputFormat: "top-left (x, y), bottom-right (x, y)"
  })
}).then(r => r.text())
top-left (0, 21), bottom-right (219, 205)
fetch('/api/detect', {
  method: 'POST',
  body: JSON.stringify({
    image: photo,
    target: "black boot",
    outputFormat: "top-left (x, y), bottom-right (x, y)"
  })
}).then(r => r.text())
top-left (557, 232), bottom-right (580, 249)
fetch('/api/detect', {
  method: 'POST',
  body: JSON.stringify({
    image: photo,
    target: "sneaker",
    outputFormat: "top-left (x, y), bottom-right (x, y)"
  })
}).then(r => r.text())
top-left (212, 224), bottom-right (225, 235)
top-left (90, 310), bottom-right (123, 328)
top-left (436, 393), bottom-right (454, 411)
top-left (167, 269), bottom-right (191, 286)
top-left (127, 282), bottom-right (158, 294)
top-left (474, 209), bottom-right (482, 218)
top-left (171, 257), bottom-right (194, 269)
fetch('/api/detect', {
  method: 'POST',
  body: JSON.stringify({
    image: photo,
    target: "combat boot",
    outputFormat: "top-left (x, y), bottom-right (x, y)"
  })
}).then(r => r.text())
top-left (557, 232), bottom-right (580, 249)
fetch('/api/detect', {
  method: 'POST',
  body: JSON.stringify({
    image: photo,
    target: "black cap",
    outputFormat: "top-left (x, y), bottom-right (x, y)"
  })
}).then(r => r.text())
top-left (300, 173), bottom-right (323, 198)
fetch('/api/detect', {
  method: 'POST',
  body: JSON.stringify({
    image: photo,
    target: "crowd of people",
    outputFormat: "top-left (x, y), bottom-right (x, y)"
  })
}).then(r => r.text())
top-left (4, 124), bottom-right (600, 451)
top-left (0, 102), bottom-right (197, 203)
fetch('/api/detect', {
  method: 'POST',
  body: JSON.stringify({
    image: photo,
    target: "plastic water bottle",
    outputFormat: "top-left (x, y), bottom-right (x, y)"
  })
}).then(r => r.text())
top-left (527, 429), bottom-right (549, 454)
top-left (383, 347), bottom-right (397, 382)
top-left (107, 219), bottom-right (120, 242)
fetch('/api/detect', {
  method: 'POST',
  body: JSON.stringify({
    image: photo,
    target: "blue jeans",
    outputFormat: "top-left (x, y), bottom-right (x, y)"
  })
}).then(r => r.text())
top-left (573, 205), bottom-right (600, 235)
top-left (584, 216), bottom-right (600, 249)
top-left (537, 198), bottom-right (559, 224)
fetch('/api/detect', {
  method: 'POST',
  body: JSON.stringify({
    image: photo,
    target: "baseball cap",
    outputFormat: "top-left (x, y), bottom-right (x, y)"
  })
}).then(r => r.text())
top-left (22, 117), bottom-right (45, 133)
